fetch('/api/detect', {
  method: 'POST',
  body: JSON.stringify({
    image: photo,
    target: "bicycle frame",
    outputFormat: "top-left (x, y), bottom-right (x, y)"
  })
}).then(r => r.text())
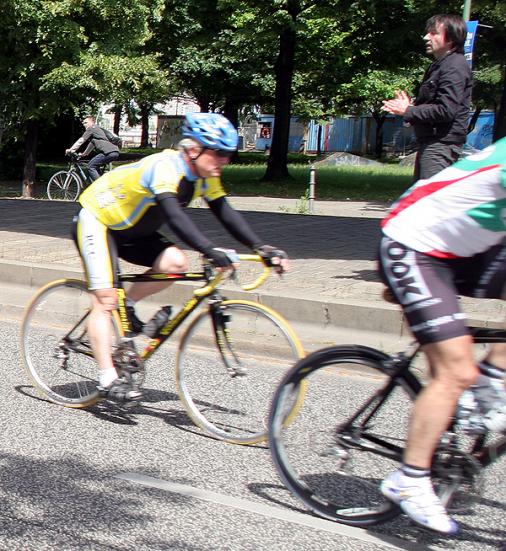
top-left (337, 326), bottom-right (506, 469)
top-left (116, 266), bottom-right (225, 362)
top-left (72, 162), bottom-right (91, 187)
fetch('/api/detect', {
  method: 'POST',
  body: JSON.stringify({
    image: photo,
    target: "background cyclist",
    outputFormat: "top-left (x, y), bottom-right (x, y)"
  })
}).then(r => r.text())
top-left (73, 112), bottom-right (288, 401)
top-left (65, 115), bottom-right (120, 182)
top-left (378, 137), bottom-right (506, 535)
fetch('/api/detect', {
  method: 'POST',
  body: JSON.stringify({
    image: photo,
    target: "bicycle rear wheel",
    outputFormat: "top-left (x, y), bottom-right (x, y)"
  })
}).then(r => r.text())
top-left (269, 345), bottom-right (420, 526)
top-left (47, 171), bottom-right (82, 201)
top-left (21, 279), bottom-right (122, 407)
top-left (176, 300), bottom-right (304, 444)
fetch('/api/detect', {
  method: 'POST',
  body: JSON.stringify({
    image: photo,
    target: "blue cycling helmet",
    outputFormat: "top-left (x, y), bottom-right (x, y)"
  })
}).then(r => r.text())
top-left (182, 112), bottom-right (238, 151)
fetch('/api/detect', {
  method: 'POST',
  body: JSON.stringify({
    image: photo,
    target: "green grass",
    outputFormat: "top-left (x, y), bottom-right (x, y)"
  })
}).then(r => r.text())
top-left (1, 153), bottom-right (413, 202)
top-left (222, 163), bottom-right (412, 202)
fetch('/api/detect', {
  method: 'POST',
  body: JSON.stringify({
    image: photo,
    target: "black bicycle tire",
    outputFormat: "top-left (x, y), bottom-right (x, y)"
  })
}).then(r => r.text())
top-left (268, 344), bottom-right (421, 526)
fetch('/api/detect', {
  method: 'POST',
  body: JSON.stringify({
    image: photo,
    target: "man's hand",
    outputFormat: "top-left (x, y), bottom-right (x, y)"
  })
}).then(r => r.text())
top-left (382, 90), bottom-right (411, 116)
top-left (255, 245), bottom-right (289, 274)
top-left (207, 247), bottom-right (238, 271)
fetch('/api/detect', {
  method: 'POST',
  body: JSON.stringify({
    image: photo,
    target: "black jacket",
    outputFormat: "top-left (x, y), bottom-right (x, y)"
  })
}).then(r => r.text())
top-left (404, 52), bottom-right (472, 145)
top-left (71, 125), bottom-right (119, 155)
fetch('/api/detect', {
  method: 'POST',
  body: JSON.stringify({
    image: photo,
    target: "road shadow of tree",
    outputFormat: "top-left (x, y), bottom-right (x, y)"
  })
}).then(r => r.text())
top-left (0, 451), bottom-right (209, 550)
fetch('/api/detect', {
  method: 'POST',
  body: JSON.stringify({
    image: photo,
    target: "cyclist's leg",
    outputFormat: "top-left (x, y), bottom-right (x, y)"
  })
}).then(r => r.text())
top-left (116, 234), bottom-right (189, 302)
top-left (405, 336), bottom-right (476, 469)
top-left (103, 150), bottom-right (120, 167)
top-left (87, 153), bottom-right (106, 181)
top-left (74, 209), bottom-right (123, 389)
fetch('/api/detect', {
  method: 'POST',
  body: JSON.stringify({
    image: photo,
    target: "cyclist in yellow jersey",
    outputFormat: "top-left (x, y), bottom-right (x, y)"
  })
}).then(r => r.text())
top-left (73, 112), bottom-right (289, 402)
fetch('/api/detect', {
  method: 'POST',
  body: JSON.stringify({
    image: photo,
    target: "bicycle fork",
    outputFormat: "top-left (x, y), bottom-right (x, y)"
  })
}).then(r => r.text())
top-left (210, 302), bottom-right (247, 377)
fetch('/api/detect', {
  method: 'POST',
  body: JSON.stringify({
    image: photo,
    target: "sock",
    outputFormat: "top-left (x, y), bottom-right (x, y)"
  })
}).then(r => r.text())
top-left (401, 464), bottom-right (430, 478)
top-left (99, 368), bottom-right (118, 388)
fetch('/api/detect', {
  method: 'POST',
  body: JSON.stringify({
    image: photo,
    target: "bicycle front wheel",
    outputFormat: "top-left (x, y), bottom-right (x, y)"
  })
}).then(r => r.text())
top-left (176, 300), bottom-right (304, 445)
top-left (47, 171), bottom-right (82, 201)
top-left (21, 279), bottom-right (122, 407)
top-left (269, 345), bottom-right (420, 526)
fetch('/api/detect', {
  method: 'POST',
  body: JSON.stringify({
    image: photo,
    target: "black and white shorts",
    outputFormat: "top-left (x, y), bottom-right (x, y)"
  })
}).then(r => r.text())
top-left (73, 208), bottom-right (174, 290)
top-left (378, 235), bottom-right (506, 345)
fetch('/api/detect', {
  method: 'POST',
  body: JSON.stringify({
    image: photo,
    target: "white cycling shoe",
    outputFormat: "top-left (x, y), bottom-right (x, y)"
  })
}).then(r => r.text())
top-left (381, 470), bottom-right (459, 535)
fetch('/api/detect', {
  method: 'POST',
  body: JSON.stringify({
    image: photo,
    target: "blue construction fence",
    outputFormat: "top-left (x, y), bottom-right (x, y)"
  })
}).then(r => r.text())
top-left (254, 111), bottom-right (495, 154)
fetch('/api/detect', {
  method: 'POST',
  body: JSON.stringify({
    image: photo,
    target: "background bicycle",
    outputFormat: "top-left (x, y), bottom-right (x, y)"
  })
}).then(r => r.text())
top-left (46, 152), bottom-right (111, 201)
top-left (268, 329), bottom-right (505, 528)
top-left (21, 254), bottom-right (304, 445)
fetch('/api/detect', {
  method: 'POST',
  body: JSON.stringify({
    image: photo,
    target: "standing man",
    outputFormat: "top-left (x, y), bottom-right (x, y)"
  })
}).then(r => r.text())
top-left (66, 115), bottom-right (120, 181)
top-left (382, 14), bottom-right (472, 181)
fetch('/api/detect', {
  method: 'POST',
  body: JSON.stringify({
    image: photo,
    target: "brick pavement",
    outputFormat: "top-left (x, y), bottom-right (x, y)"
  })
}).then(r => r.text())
top-left (0, 198), bottom-right (503, 347)
top-left (0, 197), bottom-right (385, 301)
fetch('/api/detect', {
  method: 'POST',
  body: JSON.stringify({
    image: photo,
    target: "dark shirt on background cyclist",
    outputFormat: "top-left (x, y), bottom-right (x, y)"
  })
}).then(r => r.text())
top-left (382, 14), bottom-right (472, 181)
top-left (65, 115), bottom-right (120, 181)
top-left (73, 112), bottom-right (288, 403)
top-left (377, 137), bottom-right (506, 535)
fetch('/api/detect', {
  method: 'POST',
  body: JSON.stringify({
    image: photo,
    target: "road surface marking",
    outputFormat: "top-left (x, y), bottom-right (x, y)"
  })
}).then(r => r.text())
top-left (116, 472), bottom-right (434, 551)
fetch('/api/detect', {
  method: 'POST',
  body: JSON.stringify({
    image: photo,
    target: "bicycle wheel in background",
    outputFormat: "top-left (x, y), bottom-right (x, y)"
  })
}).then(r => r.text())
top-left (47, 171), bottom-right (82, 201)
top-left (176, 300), bottom-right (304, 445)
top-left (21, 279), bottom-right (122, 407)
top-left (269, 345), bottom-right (420, 526)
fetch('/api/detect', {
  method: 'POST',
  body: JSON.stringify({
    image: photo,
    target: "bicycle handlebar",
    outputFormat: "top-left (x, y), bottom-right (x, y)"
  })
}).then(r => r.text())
top-left (236, 254), bottom-right (271, 291)
top-left (194, 254), bottom-right (271, 297)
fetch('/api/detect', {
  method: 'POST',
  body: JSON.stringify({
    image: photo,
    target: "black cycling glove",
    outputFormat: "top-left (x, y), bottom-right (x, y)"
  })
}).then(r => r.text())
top-left (207, 247), bottom-right (235, 268)
top-left (255, 245), bottom-right (288, 273)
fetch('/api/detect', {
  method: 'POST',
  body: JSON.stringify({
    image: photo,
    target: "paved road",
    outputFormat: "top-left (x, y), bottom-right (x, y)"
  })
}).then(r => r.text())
top-left (2, 315), bottom-right (505, 550)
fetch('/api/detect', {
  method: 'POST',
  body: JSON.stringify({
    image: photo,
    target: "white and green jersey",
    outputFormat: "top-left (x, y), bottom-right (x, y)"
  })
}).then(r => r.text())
top-left (382, 137), bottom-right (506, 258)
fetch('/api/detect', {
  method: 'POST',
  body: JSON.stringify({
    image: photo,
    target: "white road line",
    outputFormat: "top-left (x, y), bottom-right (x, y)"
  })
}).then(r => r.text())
top-left (116, 472), bottom-right (435, 551)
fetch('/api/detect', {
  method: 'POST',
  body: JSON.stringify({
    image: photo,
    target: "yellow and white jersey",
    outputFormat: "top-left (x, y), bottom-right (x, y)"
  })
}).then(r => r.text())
top-left (79, 149), bottom-right (226, 230)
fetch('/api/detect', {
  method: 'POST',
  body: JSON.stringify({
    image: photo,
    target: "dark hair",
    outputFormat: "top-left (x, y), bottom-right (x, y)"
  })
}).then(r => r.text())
top-left (425, 14), bottom-right (467, 53)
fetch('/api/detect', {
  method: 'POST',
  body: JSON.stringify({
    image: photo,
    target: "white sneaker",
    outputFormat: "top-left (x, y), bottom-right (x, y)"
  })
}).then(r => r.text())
top-left (380, 470), bottom-right (459, 535)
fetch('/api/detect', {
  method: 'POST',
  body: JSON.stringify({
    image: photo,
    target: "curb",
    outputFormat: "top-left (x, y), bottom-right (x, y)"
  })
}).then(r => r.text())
top-left (0, 258), bottom-right (502, 354)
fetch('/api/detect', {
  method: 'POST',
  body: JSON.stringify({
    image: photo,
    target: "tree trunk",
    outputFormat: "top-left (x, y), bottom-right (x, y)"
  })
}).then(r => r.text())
top-left (494, 68), bottom-right (506, 140)
top-left (195, 95), bottom-right (211, 113)
top-left (372, 112), bottom-right (386, 158)
top-left (22, 119), bottom-right (38, 198)
top-left (263, 23), bottom-right (297, 181)
top-left (223, 98), bottom-right (240, 163)
top-left (316, 124), bottom-right (323, 156)
top-left (113, 105), bottom-right (122, 135)
top-left (140, 104), bottom-right (150, 148)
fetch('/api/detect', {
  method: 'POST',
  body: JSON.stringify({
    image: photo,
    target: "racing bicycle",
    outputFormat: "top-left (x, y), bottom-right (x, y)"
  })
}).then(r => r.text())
top-left (21, 254), bottom-right (304, 445)
top-left (268, 327), bottom-right (506, 526)
top-left (47, 153), bottom-right (111, 201)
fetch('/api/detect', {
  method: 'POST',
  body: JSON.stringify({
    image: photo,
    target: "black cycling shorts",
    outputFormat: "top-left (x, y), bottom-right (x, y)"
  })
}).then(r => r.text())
top-left (378, 235), bottom-right (506, 345)
top-left (72, 209), bottom-right (174, 289)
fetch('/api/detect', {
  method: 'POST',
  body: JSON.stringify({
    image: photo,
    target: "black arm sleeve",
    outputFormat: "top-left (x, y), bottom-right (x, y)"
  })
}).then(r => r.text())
top-left (157, 195), bottom-right (216, 255)
top-left (207, 196), bottom-right (264, 249)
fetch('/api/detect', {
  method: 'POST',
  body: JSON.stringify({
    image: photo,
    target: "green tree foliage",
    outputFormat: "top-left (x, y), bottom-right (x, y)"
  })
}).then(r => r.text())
top-left (0, 0), bottom-right (164, 196)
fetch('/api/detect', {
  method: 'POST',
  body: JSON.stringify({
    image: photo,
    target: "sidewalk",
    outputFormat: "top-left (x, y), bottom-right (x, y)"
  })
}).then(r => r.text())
top-left (0, 197), bottom-right (503, 352)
